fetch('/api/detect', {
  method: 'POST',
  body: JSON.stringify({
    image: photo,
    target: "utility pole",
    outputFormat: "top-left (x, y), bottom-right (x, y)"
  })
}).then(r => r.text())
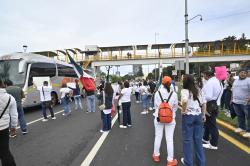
top-left (185, 0), bottom-right (189, 74)
top-left (184, 0), bottom-right (202, 74)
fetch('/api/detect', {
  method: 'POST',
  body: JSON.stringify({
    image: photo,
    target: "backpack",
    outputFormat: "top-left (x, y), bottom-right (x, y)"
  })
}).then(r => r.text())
top-left (80, 76), bottom-right (96, 92)
top-left (157, 91), bottom-right (173, 123)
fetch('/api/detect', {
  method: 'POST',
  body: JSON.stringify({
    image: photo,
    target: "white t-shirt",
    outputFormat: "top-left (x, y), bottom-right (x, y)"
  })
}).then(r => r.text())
top-left (103, 109), bottom-right (112, 114)
top-left (120, 87), bottom-right (132, 103)
top-left (37, 86), bottom-right (52, 102)
top-left (60, 88), bottom-right (71, 99)
top-left (181, 89), bottom-right (206, 115)
top-left (153, 86), bottom-right (178, 118)
top-left (140, 85), bottom-right (149, 95)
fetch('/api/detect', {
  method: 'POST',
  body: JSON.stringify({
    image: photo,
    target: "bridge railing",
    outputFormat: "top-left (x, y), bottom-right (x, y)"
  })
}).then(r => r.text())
top-left (85, 48), bottom-right (250, 61)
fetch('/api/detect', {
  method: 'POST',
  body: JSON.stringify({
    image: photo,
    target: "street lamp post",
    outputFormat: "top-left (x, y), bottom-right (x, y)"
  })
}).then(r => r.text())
top-left (185, 0), bottom-right (189, 74)
top-left (184, 0), bottom-right (202, 74)
top-left (23, 45), bottom-right (28, 53)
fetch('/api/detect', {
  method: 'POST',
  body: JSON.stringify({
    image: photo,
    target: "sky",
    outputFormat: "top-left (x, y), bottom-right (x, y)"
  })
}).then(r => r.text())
top-left (1, 0), bottom-right (250, 75)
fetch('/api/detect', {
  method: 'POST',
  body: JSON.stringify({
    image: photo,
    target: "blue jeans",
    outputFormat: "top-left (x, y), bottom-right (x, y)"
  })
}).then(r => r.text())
top-left (141, 94), bottom-right (148, 109)
top-left (74, 96), bottom-right (83, 110)
top-left (87, 95), bottom-right (96, 112)
top-left (233, 103), bottom-right (250, 132)
top-left (61, 98), bottom-right (70, 114)
top-left (101, 111), bottom-right (111, 131)
top-left (182, 114), bottom-right (205, 166)
top-left (41, 101), bottom-right (55, 119)
top-left (16, 103), bottom-right (27, 131)
top-left (122, 102), bottom-right (131, 126)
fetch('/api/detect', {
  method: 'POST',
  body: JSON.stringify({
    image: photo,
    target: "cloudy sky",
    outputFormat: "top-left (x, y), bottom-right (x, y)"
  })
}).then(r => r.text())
top-left (1, 0), bottom-right (250, 75)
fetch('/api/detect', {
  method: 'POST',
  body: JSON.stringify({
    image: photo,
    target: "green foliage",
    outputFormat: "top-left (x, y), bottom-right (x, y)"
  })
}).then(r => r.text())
top-left (136, 66), bottom-right (144, 77)
top-left (110, 75), bottom-right (122, 83)
top-left (122, 74), bottom-right (135, 81)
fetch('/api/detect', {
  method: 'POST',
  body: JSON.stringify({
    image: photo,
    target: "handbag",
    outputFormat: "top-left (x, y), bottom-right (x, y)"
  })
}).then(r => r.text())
top-left (98, 91), bottom-right (105, 110)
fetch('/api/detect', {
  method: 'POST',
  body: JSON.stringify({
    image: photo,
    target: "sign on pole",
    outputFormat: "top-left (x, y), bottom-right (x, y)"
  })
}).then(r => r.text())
top-left (172, 70), bottom-right (177, 76)
top-left (175, 60), bottom-right (185, 70)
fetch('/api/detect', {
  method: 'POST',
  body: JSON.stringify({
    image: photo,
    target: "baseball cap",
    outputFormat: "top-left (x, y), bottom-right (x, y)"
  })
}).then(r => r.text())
top-left (162, 76), bottom-right (172, 86)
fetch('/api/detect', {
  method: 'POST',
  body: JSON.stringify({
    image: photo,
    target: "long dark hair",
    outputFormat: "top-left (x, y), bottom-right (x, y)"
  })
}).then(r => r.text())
top-left (183, 74), bottom-right (199, 100)
top-left (104, 82), bottom-right (114, 96)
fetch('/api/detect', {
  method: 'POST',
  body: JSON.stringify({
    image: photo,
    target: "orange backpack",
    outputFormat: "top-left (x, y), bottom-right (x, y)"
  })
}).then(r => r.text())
top-left (157, 91), bottom-right (173, 123)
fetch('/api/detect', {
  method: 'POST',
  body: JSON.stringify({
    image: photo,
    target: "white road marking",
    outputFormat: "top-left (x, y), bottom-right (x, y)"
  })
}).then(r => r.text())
top-left (16, 110), bottom-right (64, 129)
top-left (80, 113), bottom-right (118, 166)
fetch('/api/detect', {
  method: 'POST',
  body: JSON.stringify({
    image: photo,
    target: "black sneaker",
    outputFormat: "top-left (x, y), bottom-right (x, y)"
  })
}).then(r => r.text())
top-left (22, 129), bottom-right (28, 135)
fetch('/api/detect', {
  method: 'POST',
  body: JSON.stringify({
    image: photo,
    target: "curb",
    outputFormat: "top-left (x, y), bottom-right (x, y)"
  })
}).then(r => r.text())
top-left (217, 118), bottom-right (250, 141)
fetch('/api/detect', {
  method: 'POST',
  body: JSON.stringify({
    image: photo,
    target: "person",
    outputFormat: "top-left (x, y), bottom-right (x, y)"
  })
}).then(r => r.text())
top-left (100, 82), bottom-right (114, 132)
top-left (134, 83), bottom-right (140, 103)
top-left (68, 80), bottom-right (83, 111)
top-left (84, 83), bottom-right (96, 113)
top-left (0, 78), bottom-right (18, 166)
top-left (60, 83), bottom-right (72, 116)
top-left (152, 76), bottom-right (178, 166)
top-left (140, 80), bottom-right (149, 114)
top-left (118, 81), bottom-right (132, 128)
top-left (181, 75), bottom-right (206, 166)
top-left (148, 80), bottom-right (156, 110)
top-left (5, 79), bottom-right (28, 136)
top-left (223, 74), bottom-right (234, 117)
top-left (35, 81), bottom-right (56, 122)
top-left (202, 69), bottom-right (223, 150)
top-left (232, 68), bottom-right (250, 138)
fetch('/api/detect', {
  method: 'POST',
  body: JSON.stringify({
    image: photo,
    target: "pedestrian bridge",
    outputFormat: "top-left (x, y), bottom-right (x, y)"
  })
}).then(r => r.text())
top-left (33, 39), bottom-right (250, 68)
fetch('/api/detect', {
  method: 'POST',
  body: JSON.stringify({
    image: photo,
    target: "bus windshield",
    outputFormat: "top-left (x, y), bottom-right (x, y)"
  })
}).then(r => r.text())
top-left (0, 60), bottom-right (26, 86)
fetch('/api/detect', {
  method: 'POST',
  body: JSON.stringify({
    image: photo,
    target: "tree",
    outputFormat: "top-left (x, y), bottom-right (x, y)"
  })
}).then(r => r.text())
top-left (110, 75), bottom-right (122, 83)
top-left (162, 66), bottom-right (174, 78)
top-left (136, 66), bottom-right (144, 77)
top-left (146, 73), bottom-right (154, 80)
top-left (122, 74), bottom-right (135, 81)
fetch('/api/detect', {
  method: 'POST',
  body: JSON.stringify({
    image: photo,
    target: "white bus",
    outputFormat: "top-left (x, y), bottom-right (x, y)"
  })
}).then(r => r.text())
top-left (0, 52), bottom-right (87, 108)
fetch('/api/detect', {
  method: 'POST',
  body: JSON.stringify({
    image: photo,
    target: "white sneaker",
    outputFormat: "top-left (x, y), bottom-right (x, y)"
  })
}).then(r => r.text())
top-left (119, 125), bottom-right (127, 129)
top-left (149, 107), bottom-right (153, 111)
top-left (42, 118), bottom-right (48, 122)
top-left (202, 139), bottom-right (210, 144)
top-left (243, 132), bottom-right (250, 138)
top-left (141, 111), bottom-right (148, 115)
top-left (51, 117), bottom-right (56, 120)
top-left (235, 128), bottom-right (245, 133)
top-left (62, 113), bottom-right (66, 116)
top-left (203, 143), bottom-right (218, 150)
top-left (127, 125), bottom-right (132, 127)
top-left (181, 158), bottom-right (185, 165)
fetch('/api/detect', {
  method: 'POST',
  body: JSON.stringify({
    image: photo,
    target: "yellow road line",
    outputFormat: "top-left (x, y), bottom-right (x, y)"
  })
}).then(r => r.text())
top-left (219, 130), bottom-right (250, 154)
top-left (217, 119), bottom-right (236, 131)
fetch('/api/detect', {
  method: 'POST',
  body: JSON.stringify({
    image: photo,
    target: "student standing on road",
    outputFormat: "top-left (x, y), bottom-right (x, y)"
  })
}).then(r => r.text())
top-left (152, 76), bottom-right (178, 166)
top-left (5, 79), bottom-right (28, 136)
top-left (84, 84), bottom-right (96, 113)
top-left (202, 69), bottom-right (223, 150)
top-left (35, 81), bottom-right (56, 122)
top-left (60, 83), bottom-right (72, 116)
top-left (232, 68), bottom-right (250, 138)
top-left (118, 81), bottom-right (132, 128)
top-left (140, 80), bottom-right (149, 114)
top-left (0, 78), bottom-right (18, 166)
top-left (100, 82), bottom-right (114, 132)
top-left (181, 75), bottom-right (206, 166)
top-left (68, 80), bottom-right (83, 111)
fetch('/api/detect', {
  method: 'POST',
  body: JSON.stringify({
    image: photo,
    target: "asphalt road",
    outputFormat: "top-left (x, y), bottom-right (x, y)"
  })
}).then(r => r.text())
top-left (4, 97), bottom-right (250, 166)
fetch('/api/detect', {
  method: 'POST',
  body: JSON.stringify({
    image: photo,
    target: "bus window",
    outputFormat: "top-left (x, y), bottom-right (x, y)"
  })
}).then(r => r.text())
top-left (0, 60), bottom-right (26, 87)
top-left (57, 64), bottom-right (78, 77)
top-left (28, 63), bottom-right (56, 86)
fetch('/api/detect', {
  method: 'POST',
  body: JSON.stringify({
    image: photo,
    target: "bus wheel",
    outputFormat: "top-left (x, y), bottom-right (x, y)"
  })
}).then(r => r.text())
top-left (51, 92), bottom-right (58, 106)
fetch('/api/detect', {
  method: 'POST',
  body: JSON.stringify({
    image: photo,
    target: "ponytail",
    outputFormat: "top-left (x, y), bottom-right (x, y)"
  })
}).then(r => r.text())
top-left (164, 84), bottom-right (170, 93)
